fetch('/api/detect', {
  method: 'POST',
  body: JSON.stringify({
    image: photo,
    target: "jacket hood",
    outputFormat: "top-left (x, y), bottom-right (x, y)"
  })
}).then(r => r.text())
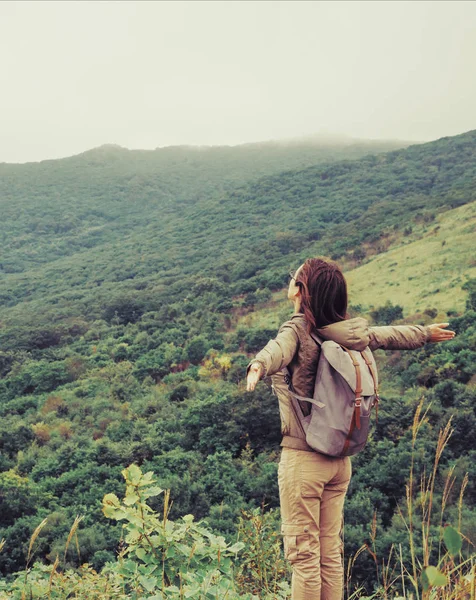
top-left (317, 317), bottom-right (370, 351)
top-left (289, 314), bottom-right (371, 351)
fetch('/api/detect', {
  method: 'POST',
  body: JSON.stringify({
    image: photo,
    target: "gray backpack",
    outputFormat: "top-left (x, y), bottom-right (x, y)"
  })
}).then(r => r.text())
top-left (284, 333), bottom-right (380, 457)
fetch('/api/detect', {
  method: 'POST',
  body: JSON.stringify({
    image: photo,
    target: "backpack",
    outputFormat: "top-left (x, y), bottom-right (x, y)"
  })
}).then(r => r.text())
top-left (284, 333), bottom-right (379, 457)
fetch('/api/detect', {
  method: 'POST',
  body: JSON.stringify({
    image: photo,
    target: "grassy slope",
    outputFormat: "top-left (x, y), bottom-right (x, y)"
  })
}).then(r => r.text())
top-left (238, 199), bottom-right (476, 330)
top-left (346, 199), bottom-right (476, 312)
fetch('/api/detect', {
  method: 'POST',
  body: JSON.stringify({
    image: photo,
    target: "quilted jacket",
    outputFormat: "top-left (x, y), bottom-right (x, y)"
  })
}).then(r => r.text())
top-left (249, 314), bottom-right (431, 451)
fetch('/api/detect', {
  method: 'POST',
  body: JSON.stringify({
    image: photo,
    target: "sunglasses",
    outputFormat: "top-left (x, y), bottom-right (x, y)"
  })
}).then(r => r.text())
top-left (288, 271), bottom-right (302, 285)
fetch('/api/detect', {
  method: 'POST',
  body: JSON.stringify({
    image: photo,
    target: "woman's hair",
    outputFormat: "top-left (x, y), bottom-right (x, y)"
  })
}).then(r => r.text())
top-left (295, 257), bottom-right (348, 331)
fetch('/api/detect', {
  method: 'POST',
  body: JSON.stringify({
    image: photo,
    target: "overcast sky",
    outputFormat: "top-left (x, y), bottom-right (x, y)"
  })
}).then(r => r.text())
top-left (1, 1), bottom-right (476, 163)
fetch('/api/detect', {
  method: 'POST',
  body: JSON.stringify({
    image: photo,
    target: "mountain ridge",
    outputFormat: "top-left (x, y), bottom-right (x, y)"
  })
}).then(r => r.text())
top-left (1, 134), bottom-right (412, 165)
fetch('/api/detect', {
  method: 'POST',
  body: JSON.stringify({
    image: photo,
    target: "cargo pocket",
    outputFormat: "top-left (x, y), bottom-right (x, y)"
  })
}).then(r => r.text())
top-left (281, 523), bottom-right (312, 563)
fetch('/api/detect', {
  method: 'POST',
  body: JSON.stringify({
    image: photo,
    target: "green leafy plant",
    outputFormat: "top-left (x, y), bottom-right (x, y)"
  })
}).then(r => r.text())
top-left (102, 464), bottom-right (252, 599)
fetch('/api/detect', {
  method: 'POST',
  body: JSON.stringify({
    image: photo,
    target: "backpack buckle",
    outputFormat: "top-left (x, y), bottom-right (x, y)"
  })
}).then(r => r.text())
top-left (354, 398), bottom-right (362, 429)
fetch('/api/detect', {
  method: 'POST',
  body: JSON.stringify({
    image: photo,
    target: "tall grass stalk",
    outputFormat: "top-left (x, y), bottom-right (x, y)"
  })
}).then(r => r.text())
top-left (458, 473), bottom-right (469, 534)
top-left (346, 544), bottom-right (367, 598)
top-left (421, 419), bottom-right (453, 567)
top-left (64, 515), bottom-right (84, 565)
top-left (23, 517), bottom-right (48, 599)
top-left (347, 400), bottom-right (474, 600)
top-left (406, 397), bottom-right (430, 600)
top-left (47, 554), bottom-right (60, 599)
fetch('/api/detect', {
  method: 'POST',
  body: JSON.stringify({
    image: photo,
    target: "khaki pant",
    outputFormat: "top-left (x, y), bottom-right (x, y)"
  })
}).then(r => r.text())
top-left (278, 447), bottom-right (352, 600)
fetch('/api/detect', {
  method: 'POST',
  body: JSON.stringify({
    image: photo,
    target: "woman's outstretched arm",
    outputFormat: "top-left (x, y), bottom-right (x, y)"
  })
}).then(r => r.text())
top-left (246, 323), bottom-right (299, 391)
top-left (369, 322), bottom-right (455, 351)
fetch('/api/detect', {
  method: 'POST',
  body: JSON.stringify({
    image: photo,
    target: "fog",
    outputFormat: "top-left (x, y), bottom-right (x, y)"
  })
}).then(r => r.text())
top-left (1, 1), bottom-right (475, 163)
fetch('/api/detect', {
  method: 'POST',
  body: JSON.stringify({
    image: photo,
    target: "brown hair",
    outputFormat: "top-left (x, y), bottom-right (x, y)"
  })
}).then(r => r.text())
top-left (295, 257), bottom-right (348, 331)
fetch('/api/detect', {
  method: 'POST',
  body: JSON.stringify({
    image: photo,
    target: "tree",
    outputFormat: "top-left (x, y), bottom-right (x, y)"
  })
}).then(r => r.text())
top-left (185, 336), bottom-right (209, 365)
top-left (370, 302), bottom-right (404, 325)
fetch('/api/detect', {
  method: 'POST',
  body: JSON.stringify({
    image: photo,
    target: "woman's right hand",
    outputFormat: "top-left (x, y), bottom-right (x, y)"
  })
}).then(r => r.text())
top-left (246, 362), bottom-right (263, 391)
top-left (427, 323), bottom-right (456, 343)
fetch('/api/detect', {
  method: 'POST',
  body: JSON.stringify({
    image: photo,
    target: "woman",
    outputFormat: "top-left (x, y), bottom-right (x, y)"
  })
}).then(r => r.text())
top-left (245, 257), bottom-right (455, 600)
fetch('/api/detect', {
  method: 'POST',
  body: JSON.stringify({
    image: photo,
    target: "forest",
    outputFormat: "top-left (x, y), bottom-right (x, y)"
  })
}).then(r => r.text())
top-left (0, 131), bottom-right (475, 598)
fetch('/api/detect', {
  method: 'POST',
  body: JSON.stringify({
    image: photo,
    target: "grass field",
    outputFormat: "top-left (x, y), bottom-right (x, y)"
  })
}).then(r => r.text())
top-left (238, 201), bottom-right (476, 330)
top-left (346, 200), bottom-right (476, 314)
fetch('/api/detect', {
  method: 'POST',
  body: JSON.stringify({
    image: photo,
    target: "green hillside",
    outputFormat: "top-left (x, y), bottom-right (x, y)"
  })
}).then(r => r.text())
top-left (346, 199), bottom-right (476, 313)
top-left (0, 137), bottom-right (404, 274)
top-left (1, 130), bottom-right (475, 322)
top-left (239, 199), bottom-right (476, 331)
top-left (1, 130), bottom-right (476, 596)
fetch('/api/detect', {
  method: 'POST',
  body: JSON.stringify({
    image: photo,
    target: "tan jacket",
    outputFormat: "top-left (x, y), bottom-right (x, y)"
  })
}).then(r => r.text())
top-left (250, 314), bottom-right (431, 451)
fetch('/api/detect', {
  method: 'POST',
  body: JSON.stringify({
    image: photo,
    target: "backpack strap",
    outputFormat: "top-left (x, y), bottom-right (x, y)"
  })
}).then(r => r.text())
top-left (360, 350), bottom-right (380, 422)
top-left (341, 347), bottom-right (363, 430)
top-left (340, 347), bottom-right (363, 455)
top-left (310, 331), bottom-right (324, 346)
top-left (341, 347), bottom-right (380, 455)
top-left (283, 369), bottom-right (325, 409)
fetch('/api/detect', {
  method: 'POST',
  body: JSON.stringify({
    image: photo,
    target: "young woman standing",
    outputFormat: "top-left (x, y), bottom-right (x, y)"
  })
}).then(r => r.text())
top-left (246, 257), bottom-right (455, 600)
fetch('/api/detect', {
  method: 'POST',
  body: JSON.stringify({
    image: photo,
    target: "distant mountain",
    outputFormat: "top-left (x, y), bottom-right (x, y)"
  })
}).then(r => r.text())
top-left (0, 136), bottom-right (407, 275)
top-left (0, 130), bottom-right (475, 318)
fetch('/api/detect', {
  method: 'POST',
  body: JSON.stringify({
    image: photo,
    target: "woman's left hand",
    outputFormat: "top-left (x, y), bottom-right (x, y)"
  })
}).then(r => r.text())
top-left (428, 323), bottom-right (456, 343)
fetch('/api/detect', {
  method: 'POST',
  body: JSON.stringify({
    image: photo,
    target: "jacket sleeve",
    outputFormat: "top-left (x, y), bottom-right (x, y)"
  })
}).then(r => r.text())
top-left (247, 322), bottom-right (300, 377)
top-left (368, 324), bottom-right (431, 351)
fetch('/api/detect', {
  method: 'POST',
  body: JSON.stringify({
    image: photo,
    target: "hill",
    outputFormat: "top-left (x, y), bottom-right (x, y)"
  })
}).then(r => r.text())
top-left (0, 137), bottom-right (405, 275)
top-left (346, 200), bottom-right (476, 312)
top-left (1, 130), bottom-right (475, 322)
top-left (238, 199), bottom-right (476, 331)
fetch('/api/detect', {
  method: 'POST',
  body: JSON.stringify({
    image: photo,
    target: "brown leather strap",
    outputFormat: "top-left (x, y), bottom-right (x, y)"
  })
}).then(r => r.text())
top-left (342, 347), bottom-right (362, 430)
top-left (361, 351), bottom-right (379, 397)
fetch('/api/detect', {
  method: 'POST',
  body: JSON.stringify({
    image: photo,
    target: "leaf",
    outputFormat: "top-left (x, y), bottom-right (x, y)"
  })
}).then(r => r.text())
top-left (182, 514), bottom-right (195, 523)
top-left (142, 485), bottom-right (164, 499)
top-left (102, 494), bottom-right (123, 519)
top-left (227, 541), bottom-right (245, 554)
top-left (125, 529), bottom-right (142, 543)
top-left (124, 492), bottom-right (140, 506)
top-left (177, 543), bottom-right (193, 556)
top-left (139, 575), bottom-right (158, 592)
top-left (421, 568), bottom-right (430, 592)
top-left (138, 471), bottom-right (155, 486)
top-left (443, 525), bottom-right (462, 557)
top-left (128, 514), bottom-right (145, 528)
top-left (103, 493), bottom-right (120, 507)
top-left (125, 464), bottom-right (142, 485)
top-left (121, 559), bottom-right (138, 574)
top-left (136, 547), bottom-right (148, 562)
top-left (423, 566), bottom-right (448, 588)
top-left (166, 546), bottom-right (176, 558)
